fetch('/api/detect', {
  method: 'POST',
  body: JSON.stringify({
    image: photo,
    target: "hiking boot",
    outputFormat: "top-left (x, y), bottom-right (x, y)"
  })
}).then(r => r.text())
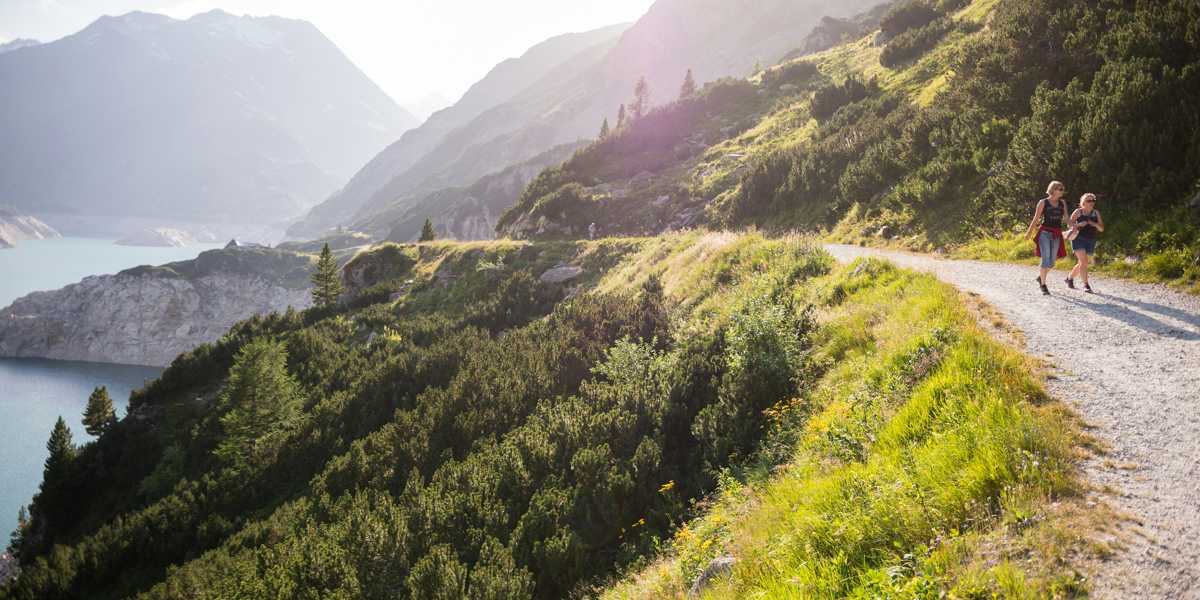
top-left (1084, 283), bottom-right (1094, 294)
top-left (1041, 284), bottom-right (1051, 296)
top-left (1065, 277), bottom-right (1075, 289)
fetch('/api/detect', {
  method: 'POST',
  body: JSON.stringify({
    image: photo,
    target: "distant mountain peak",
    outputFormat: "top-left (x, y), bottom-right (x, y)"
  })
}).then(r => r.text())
top-left (0, 8), bottom-right (417, 226)
top-left (0, 38), bottom-right (40, 54)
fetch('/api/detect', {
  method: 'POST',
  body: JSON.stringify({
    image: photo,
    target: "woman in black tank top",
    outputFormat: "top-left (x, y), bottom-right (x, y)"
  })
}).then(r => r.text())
top-left (1025, 181), bottom-right (1069, 294)
top-left (1066, 193), bottom-right (1104, 293)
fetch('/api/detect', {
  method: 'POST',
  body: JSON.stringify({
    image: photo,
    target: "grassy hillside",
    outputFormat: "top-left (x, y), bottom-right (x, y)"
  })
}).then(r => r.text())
top-left (497, 0), bottom-right (1200, 290)
top-left (2, 234), bottom-right (1101, 598)
top-left (601, 257), bottom-right (1103, 598)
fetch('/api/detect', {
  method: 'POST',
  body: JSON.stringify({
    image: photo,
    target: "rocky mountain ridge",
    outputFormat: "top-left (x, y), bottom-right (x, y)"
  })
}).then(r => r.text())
top-left (0, 10), bottom-right (416, 227)
top-left (0, 247), bottom-right (313, 366)
top-left (289, 23), bottom-right (629, 237)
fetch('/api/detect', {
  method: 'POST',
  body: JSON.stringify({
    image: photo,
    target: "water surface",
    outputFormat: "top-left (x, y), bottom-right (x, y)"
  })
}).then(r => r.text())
top-left (0, 236), bottom-right (216, 538)
top-left (0, 358), bottom-right (162, 538)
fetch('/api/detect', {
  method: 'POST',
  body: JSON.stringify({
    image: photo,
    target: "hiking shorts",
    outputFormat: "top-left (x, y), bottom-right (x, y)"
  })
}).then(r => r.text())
top-left (1072, 237), bottom-right (1097, 255)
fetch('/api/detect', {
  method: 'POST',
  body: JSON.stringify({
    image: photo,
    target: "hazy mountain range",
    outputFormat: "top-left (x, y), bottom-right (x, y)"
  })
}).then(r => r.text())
top-left (291, 0), bottom-right (882, 238)
top-left (288, 23), bottom-right (631, 237)
top-left (0, 10), bottom-right (417, 230)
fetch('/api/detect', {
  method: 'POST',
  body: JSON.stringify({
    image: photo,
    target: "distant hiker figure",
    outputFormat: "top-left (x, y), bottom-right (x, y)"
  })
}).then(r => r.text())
top-left (1024, 181), bottom-right (1069, 295)
top-left (588, 222), bottom-right (597, 240)
top-left (1065, 193), bottom-right (1104, 293)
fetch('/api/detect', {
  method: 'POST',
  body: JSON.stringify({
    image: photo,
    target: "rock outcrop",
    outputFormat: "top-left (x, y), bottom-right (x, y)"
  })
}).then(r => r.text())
top-left (0, 208), bottom-right (59, 248)
top-left (115, 227), bottom-right (196, 247)
top-left (0, 247), bottom-right (313, 366)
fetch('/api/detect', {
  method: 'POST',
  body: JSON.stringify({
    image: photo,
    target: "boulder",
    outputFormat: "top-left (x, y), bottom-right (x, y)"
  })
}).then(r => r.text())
top-left (688, 556), bottom-right (736, 598)
top-left (539, 266), bottom-right (585, 284)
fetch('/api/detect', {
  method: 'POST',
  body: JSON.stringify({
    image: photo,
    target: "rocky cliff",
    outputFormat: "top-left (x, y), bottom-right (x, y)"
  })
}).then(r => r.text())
top-left (0, 247), bottom-right (313, 366)
top-left (0, 208), bottom-right (59, 248)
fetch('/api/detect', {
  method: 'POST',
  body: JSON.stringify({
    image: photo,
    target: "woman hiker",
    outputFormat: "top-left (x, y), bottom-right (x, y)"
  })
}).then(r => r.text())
top-left (1024, 180), bottom-right (1069, 295)
top-left (1066, 193), bottom-right (1104, 293)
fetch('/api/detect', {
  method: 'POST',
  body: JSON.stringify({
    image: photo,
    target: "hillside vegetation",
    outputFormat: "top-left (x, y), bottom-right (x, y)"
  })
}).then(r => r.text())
top-left (2, 233), bottom-right (1098, 598)
top-left (498, 0), bottom-right (1200, 290)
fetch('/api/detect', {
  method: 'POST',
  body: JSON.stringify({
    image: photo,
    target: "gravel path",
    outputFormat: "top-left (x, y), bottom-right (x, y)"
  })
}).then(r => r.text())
top-left (825, 245), bottom-right (1200, 600)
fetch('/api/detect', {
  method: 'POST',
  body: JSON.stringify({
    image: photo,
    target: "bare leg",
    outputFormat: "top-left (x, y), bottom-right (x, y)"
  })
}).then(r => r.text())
top-left (1069, 254), bottom-right (1083, 280)
top-left (1039, 266), bottom-right (1051, 285)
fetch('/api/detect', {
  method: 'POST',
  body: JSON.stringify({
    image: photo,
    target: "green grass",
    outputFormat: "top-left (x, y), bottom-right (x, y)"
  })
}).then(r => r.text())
top-left (955, 234), bottom-right (1200, 295)
top-left (600, 256), bottom-right (1098, 599)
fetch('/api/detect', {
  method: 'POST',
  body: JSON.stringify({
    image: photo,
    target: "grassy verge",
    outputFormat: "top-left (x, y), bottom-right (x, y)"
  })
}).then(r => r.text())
top-left (954, 234), bottom-right (1200, 295)
top-left (599, 257), bottom-right (1101, 598)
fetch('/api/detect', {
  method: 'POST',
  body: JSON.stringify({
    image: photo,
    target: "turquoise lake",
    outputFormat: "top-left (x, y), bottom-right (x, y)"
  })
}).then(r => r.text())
top-left (0, 237), bottom-right (221, 539)
top-left (0, 358), bottom-right (162, 538)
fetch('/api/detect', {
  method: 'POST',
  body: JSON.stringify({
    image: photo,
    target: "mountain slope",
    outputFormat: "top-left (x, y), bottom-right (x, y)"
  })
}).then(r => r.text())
top-left (0, 234), bottom-right (1099, 599)
top-left (289, 23), bottom-right (629, 237)
top-left (0, 11), bottom-right (416, 227)
top-left (351, 142), bottom-right (587, 242)
top-left (0, 39), bottom-right (39, 54)
top-left (495, 0), bottom-right (1200, 290)
top-left (294, 0), bottom-right (882, 238)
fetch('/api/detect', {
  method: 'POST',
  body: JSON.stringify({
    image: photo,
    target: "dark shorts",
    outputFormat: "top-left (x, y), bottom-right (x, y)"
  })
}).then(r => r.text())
top-left (1072, 237), bottom-right (1097, 255)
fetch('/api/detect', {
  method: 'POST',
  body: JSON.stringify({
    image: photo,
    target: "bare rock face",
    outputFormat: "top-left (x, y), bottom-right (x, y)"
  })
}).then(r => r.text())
top-left (0, 208), bottom-right (59, 248)
top-left (539, 265), bottom-right (584, 284)
top-left (0, 248), bottom-right (312, 366)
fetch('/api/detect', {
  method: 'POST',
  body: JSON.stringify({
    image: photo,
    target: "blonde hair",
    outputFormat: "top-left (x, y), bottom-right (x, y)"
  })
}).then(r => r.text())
top-left (1046, 181), bottom-right (1065, 195)
top-left (1080, 193), bottom-right (1096, 206)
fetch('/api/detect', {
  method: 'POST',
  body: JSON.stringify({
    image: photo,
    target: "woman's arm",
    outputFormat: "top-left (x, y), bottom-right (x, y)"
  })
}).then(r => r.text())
top-left (1069, 208), bottom-right (1082, 229)
top-left (1025, 200), bottom-right (1045, 239)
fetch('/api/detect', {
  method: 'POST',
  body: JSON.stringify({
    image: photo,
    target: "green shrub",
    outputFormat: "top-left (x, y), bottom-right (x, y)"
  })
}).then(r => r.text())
top-left (880, 17), bottom-right (956, 68)
top-left (880, 1), bottom-right (940, 39)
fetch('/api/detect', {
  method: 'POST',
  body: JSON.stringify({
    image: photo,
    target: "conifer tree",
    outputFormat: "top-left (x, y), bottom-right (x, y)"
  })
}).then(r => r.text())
top-left (599, 117), bottom-right (610, 139)
top-left (616, 104), bottom-right (627, 129)
top-left (419, 218), bottom-right (436, 242)
top-left (679, 68), bottom-right (697, 99)
top-left (82, 386), bottom-right (116, 436)
top-left (214, 339), bottom-right (302, 472)
top-left (631, 76), bottom-right (650, 120)
top-left (10, 505), bottom-right (28, 556)
top-left (44, 416), bottom-right (75, 483)
top-left (311, 243), bottom-right (342, 308)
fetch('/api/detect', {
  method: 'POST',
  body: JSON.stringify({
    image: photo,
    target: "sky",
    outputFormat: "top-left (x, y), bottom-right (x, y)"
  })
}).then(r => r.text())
top-left (0, 0), bottom-right (654, 117)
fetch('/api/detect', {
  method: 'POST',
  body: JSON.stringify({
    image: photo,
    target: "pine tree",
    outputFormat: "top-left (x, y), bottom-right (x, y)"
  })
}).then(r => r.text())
top-left (214, 339), bottom-right (302, 472)
top-left (44, 416), bottom-right (75, 483)
top-left (82, 386), bottom-right (116, 436)
top-left (631, 76), bottom-right (650, 120)
top-left (419, 218), bottom-right (436, 242)
top-left (616, 104), bottom-right (627, 129)
top-left (310, 243), bottom-right (343, 308)
top-left (599, 117), bottom-right (610, 139)
top-left (679, 68), bottom-right (697, 99)
top-left (9, 505), bottom-right (28, 557)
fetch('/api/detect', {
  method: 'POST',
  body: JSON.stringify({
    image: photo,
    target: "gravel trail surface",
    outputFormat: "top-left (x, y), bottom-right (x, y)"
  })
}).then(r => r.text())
top-left (825, 244), bottom-right (1200, 600)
